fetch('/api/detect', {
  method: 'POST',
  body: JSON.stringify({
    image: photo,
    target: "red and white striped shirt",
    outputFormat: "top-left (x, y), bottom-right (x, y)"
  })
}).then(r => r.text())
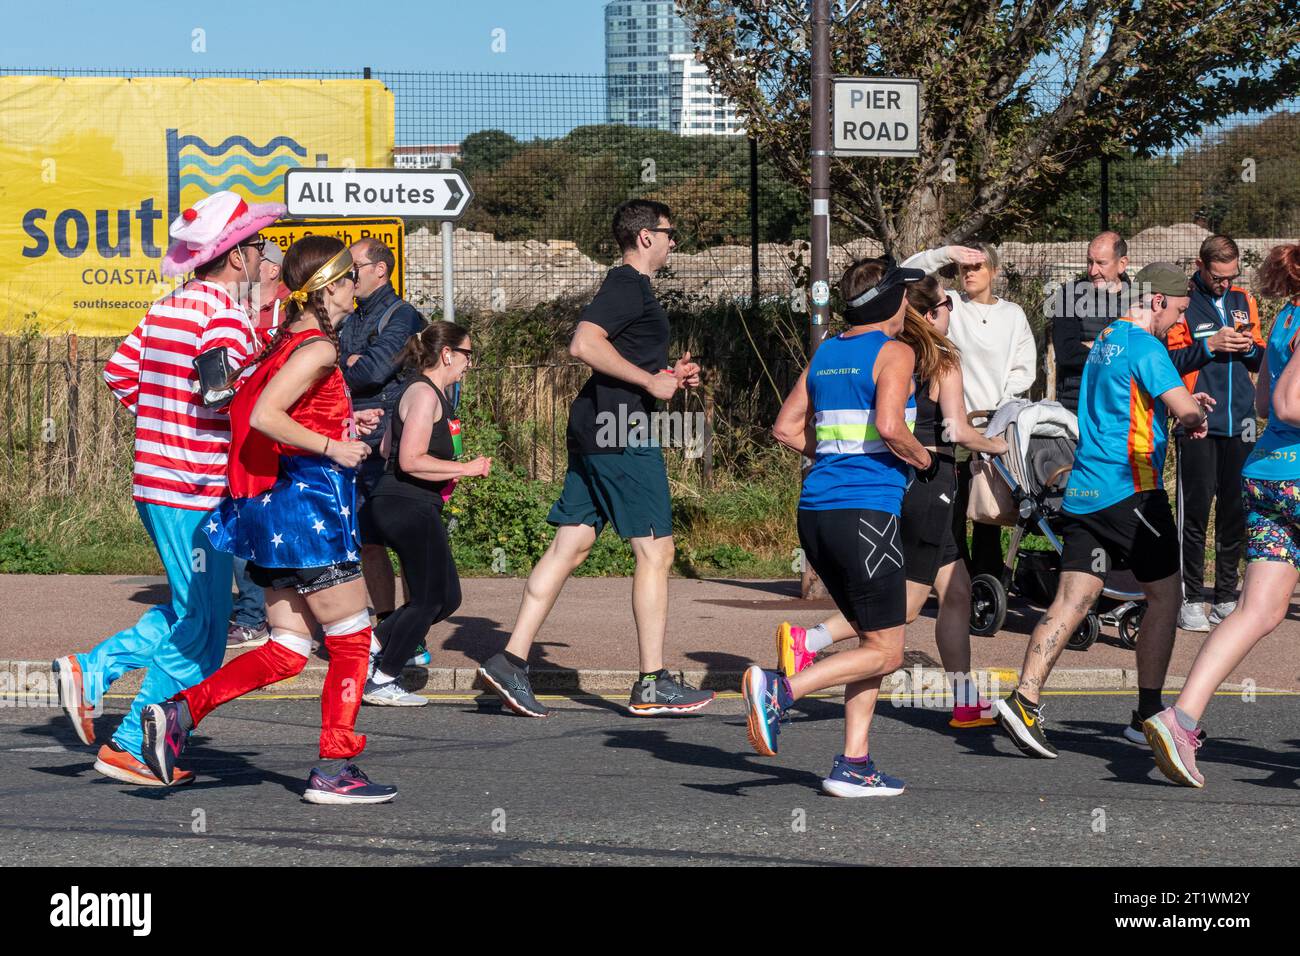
top-left (103, 281), bottom-right (256, 512)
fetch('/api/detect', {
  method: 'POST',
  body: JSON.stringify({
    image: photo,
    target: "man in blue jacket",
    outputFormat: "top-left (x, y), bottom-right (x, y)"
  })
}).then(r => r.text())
top-left (340, 237), bottom-right (426, 626)
top-left (1164, 235), bottom-right (1264, 632)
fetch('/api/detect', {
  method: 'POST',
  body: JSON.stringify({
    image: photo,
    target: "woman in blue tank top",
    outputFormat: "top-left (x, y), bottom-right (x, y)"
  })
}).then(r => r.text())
top-left (740, 256), bottom-right (937, 798)
top-left (1146, 243), bottom-right (1300, 788)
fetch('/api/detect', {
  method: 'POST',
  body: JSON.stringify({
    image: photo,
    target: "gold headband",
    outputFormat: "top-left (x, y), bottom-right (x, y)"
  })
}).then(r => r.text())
top-left (288, 248), bottom-right (354, 304)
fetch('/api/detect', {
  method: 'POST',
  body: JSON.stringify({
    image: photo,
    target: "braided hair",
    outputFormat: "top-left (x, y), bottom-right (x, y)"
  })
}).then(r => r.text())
top-left (227, 235), bottom-right (348, 384)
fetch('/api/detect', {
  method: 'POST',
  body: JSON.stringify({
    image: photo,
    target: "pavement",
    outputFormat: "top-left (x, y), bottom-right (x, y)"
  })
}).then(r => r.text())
top-left (3, 574), bottom-right (1299, 696)
top-left (1, 693), bottom-right (1296, 866)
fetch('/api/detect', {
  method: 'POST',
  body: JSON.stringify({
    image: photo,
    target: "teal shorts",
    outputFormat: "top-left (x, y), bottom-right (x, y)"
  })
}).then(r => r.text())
top-left (548, 446), bottom-right (673, 539)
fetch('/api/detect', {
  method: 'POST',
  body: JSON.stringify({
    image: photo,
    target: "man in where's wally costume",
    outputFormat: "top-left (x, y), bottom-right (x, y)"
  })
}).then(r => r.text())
top-left (53, 190), bottom-right (284, 786)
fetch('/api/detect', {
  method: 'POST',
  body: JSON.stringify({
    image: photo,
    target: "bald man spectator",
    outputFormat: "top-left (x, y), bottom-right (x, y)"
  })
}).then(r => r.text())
top-left (339, 237), bottom-right (426, 624)
top-left (1050, 231), bottom-right (1131, 414)
top-left (1165, 234), bottom-right (1264, 632)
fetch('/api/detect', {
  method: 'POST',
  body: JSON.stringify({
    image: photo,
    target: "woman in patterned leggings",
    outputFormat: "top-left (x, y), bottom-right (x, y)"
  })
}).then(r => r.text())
top-left (1145, 242), bottom-right (1300, 787)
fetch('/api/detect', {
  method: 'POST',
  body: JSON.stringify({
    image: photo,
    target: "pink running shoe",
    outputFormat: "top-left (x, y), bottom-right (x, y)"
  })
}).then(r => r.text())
top-left (1144, 707), bottom-right (1205, 788)
top-left (950, 702), bottom-right (997, 729)
top-left (776, 622), bottom-right (816, 678)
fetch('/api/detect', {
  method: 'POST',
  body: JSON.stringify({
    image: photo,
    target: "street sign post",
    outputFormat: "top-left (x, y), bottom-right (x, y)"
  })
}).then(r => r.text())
top-left (284, 168), bottom-right (472, 220)
top-left (831, 77), bottom-right (922, 158)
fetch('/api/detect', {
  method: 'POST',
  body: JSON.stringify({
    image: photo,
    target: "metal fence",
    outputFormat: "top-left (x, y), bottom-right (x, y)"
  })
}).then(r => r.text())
top-left (1, 68), bottom-right (1297, 494)
top-left (0, 337), bottom-right (716, 497)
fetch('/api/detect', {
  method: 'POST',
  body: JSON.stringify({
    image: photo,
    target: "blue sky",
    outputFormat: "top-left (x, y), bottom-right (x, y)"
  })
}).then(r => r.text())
top-left (3, 0), bottom-right (610, 74)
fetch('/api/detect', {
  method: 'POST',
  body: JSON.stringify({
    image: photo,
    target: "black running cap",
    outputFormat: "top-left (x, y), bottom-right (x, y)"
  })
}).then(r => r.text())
top-left (844, 257), bottom-right (927, 324)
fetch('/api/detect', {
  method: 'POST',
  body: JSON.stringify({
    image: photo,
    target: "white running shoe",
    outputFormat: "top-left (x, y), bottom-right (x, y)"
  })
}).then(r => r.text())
top-left (362, 679), bottom-right (427, 707)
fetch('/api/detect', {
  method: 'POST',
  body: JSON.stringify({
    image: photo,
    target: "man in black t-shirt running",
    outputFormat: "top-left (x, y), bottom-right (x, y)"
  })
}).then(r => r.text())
top-left (479, 199), bottom-right (716, 718)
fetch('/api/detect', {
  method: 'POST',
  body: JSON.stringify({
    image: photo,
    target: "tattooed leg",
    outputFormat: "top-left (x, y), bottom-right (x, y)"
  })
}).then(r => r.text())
top-left (1018, 572), bottom-right (1104, 703)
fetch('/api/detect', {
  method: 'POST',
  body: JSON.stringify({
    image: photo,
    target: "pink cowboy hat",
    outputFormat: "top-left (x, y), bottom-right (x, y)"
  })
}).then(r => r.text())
top-left (162, 190), bottom-right (287, 277)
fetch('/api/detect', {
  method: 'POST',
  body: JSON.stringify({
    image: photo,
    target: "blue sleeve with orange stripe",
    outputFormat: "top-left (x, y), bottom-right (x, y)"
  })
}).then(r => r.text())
top-left (1133, 334), bottom-right (1184, 403)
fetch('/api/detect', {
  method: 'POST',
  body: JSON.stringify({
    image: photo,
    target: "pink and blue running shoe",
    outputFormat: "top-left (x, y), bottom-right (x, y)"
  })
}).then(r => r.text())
top-left (140, 700), bottom-right (190, 786)
top-left (821, 755), bottom-right (906, 798)
top-left (742, 665), bottom-right (792, 757)
top-left (303, 763), bottom-right (397, 805)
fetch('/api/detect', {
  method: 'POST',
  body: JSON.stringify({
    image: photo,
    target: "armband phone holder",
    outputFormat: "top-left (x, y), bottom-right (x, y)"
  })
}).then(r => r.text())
top-left (194, 346), bottom-right (236, 408)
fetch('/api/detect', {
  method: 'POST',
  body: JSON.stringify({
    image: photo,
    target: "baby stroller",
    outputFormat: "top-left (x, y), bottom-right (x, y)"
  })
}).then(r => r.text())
top-left (965, 400), bottom-right (1146, 651)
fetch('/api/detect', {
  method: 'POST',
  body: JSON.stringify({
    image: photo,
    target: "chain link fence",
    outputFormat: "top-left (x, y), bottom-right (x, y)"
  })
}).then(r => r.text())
top-left (1, 68), bottom-right (1297, 495)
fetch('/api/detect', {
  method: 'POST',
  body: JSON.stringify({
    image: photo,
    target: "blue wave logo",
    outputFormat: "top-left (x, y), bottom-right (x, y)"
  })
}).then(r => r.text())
top-left (166, 130), bottom-right (307, 224)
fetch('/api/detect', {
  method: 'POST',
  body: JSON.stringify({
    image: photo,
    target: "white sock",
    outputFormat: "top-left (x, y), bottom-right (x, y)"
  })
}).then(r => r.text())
top-left (803, 623), bottom-right (834, 653)
top-left (369, 634), bottom-right (382, 654)
top-left (373, 669), bottom-right (398, 686)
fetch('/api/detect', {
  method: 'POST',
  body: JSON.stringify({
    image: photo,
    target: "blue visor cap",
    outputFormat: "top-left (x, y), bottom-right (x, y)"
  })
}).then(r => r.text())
top-left (843, 257), bottom-right (927, 324)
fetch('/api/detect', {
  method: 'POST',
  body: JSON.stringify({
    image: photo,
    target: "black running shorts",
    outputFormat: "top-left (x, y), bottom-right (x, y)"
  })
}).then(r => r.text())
top-left (1058, 490), bottom-right (1179, 583)
top-left (247, 560), bottom-right (364, 595)
top-left (796, 507), bottom-right (907, 632)
top-left (900, 457), bottom-right (961, 586)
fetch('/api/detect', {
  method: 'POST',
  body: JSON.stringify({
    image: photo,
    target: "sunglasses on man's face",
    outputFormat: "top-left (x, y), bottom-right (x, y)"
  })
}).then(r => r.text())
top-left (240, 238), bottom-right (267, 254)
top-left (647, 227), bottom-right (678, 242)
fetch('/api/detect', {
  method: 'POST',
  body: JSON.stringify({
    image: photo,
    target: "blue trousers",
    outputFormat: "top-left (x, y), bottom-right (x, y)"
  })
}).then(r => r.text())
top-left (231, 556), bottom-right (267, 629)
top-left (76, 501), bottom-right (232, 760)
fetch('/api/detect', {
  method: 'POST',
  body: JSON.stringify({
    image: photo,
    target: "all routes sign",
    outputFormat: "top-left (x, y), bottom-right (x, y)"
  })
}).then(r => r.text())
top-left (832, 77), bottom-right (922, 158)
top-left (284, 168), bottom-right (473, 220)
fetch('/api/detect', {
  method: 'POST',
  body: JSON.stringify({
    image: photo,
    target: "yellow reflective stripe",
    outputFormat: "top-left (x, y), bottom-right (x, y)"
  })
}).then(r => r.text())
top-left (816, 423), bottom-right (881, 441)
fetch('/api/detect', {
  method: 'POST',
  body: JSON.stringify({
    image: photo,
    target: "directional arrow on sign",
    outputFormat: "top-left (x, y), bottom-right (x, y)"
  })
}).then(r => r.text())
top-left (445, 177), bottom-right (463, 213)
top-left (284, 168), bottom-right (474, 221)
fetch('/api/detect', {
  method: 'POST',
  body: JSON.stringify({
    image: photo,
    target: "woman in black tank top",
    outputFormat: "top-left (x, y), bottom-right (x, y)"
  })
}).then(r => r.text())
top-left (774, 277), bottom-right (1013, 729)
top-left (362, 321), bottom-right (494, 705)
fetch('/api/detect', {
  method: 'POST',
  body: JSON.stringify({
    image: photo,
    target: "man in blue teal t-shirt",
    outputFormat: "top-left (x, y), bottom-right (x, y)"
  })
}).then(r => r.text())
top-left (996, 263), bottom-right (1215, 759)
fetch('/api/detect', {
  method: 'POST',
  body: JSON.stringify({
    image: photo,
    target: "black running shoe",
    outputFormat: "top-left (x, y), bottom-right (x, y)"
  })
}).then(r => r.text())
top-left (627, 672), bottom-right (715, 716)
top-left (478, 653), bottom-right (550, 718)
top-left (995, 692), bottom-right (1058, 758)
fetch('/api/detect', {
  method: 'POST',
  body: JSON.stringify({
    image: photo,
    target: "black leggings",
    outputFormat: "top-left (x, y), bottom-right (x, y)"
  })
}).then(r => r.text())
top-left (369, 494), bottom-right (462, 676)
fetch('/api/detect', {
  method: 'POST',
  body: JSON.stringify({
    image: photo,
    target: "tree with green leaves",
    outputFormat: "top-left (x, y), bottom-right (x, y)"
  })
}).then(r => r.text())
top-left (679, 0), bottom-right (1300, 254)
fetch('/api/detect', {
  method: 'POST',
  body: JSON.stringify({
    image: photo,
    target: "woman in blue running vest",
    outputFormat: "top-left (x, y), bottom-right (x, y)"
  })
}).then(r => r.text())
top-left (1146, 243), bottom-right (1300, 787)
top-left (741, 256), bottom-right (937, 798)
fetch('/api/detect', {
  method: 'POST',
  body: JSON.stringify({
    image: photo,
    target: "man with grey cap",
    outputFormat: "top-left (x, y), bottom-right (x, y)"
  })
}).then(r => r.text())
top-left (996, 262), bottom-right (1215, 760)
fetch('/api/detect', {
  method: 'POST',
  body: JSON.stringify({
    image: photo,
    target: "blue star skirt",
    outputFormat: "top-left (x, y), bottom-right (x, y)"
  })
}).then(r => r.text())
top-left (207, 455), bottom-right (360, 569)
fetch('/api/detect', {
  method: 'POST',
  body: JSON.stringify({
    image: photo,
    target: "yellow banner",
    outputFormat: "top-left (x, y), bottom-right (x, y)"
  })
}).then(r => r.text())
top-left (0, 77), bottom-right (394, 335)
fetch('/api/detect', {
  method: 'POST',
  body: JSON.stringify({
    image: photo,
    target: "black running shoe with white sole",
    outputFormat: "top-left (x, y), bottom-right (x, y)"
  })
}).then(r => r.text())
top-left (995, 692), bottom-right (1058, 758)
top-left (627, 672), bottom-right (715, 716)
top-left (478, 653), bottom-right (550, 718)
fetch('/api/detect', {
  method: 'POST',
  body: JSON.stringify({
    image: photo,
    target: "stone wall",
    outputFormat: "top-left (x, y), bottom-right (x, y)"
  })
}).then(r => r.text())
top-left (404, 223), bottom-right (1299, 314)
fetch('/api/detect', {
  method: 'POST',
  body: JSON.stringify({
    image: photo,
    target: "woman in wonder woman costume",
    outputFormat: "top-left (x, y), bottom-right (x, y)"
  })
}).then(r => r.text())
top-left (140, 235), bottom-right (397, 805)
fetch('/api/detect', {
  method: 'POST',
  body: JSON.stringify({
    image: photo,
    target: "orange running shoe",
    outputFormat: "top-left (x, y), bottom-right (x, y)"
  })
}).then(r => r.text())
top-left (53, 656), bottom-right (95, 746)
top-left (93, 743), bottom-right (194, 787)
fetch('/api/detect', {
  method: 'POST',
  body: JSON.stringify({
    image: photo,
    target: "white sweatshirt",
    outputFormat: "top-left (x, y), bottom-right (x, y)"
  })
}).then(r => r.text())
top-left (901, 247), bottom-right (1037, 414)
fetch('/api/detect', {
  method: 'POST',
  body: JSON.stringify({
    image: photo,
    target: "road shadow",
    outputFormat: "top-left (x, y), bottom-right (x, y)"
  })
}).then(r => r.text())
top-left (703, 579), bottom-right (802, 598)
top-left (601, 727), bottom-right (823, 795)
top-left (440, 615), bottom-right (626, 716)
top-left (20, 715), bottom-right (303, 796)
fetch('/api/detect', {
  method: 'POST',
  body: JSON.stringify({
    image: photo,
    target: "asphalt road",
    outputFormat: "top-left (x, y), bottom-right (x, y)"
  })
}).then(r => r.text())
top-left (2, 692), bottom-right (1297, 866)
